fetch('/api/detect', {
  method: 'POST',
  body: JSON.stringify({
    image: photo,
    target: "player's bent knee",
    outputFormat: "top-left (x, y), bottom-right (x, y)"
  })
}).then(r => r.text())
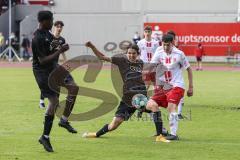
top-left (68, 86), bottom-right (79, 95)
top-left (146, 99), bottom-right (158, 111)
top-left (167, 103), bottom-right (177, 112)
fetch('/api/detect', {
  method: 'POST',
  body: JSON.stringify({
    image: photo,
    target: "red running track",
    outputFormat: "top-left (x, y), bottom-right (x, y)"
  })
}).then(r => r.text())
top-left (0, 61), bottom-right (240, 71)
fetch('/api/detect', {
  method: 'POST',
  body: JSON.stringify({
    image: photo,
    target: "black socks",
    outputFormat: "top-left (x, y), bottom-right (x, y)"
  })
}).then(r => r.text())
top-left (152, 111), bottom-right (162, 136)
top-left (43, 114), bottom-right (54, 136)
top-left (96, 124), bottom-right (109, 137)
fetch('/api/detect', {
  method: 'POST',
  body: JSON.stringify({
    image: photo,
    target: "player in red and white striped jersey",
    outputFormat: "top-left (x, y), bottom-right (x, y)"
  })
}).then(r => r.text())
top-left (137, 26), bottom-right (159, 63)
top-left (167, 30), bottom-right (184, 119)
top-left (147, 34), bottom-right (193, 140)
top-left (137, 26), bottom-right (159, 90)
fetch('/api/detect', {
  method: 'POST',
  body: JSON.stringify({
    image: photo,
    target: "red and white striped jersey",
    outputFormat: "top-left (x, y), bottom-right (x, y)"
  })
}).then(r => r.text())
top-left (137, 39), bottom-right (159, 63)
top-left (151, 46), bottom-right (190, 89)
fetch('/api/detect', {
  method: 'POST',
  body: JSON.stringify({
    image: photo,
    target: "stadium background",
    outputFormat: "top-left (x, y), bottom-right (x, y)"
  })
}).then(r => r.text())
top-left (1, 1), bottom-right (240, 159)
top-left (0, 0), bottom-right (239, 62)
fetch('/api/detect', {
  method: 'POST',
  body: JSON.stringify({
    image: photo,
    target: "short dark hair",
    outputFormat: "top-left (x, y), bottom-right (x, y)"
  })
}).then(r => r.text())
top-left (162, 34), bottom-right (174, 43)
top-left (54, 21), bottom-right (64, 27)
top-left (127, 44), bottom-right (140, 55)
top-left (144, 26), bottom-right (152, 31)
top-left (37, 10), bottom-right (53, 22)
top-left (166, 30), bottom-right (176, 38)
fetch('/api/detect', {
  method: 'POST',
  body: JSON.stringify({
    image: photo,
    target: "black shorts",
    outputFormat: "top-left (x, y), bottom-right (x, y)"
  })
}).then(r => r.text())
top-left (55, 64), bottom-right (74, 84)
top-left (64, 74), bottom-right (74, 84)
top-left (33, 69), bottom-right (58, 98)
top-left (196, 56), bottom-right (202, 62)
top-left (115, 101), bottom-right (136, 121)
top-left (37, 73), bottom-right (75, 99)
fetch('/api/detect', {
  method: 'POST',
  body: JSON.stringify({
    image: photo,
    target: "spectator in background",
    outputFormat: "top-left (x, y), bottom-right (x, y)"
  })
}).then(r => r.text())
top-left (0, 0), bottom-right (8, 15)
top-left (0, 1), bottom-right (3, 15)
top-left (21, 34), bottom-right (31, 60)
top-left (21, 0), bottom-right (29, 5)
top-left (132, 31), bottom-right (141, 45)
top-left (5, 32), bottom-right (18, 59)
top-left (152, 32), bottom-right (162, 46)
top-left (7, 32), bottom-right (18, 50)
top-left (2, 0), bottom-right (8, 6)
top-left (12, 0), bottom-right (21, 5)
top-left (195, 42), bottom-right (205, 71)
top-left (0, 0), bottom-right (26, 15)
top-left (0, 32), bottom-right (5, 53)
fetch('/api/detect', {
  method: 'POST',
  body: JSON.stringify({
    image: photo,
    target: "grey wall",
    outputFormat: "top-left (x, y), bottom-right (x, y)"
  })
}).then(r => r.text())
top-left (53, 0), bottom-right (238, 14)
top-left (18, 4), bottom-right (44, 45)
top-left (144, 0), bottom-right (237, 13)
top-left (0, 4), bottom-right (44, 52)
top-left (15, 5), bottom-right (44, 21)
top-left (20, 14), bottom-right (39, 40)
top-left (54, 13), bottom-right (141, 58)
top-left (0, 8), bottom-right (16, 43)
top-left (1, 0), bottom-right (236, 60)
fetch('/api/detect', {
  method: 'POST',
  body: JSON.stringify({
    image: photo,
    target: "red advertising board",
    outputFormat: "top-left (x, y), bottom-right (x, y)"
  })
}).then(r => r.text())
top-left (144, 23), bottom-right (240, 56)
top-left (28, 0), bottom-right (49, 5)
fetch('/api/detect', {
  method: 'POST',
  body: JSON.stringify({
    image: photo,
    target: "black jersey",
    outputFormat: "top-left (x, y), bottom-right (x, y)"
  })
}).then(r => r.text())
top-left (32, 29), bottom-right (55, 70)
top-left (111, 54), bottom-right (147, 106)
top-left (51, 36), bottom-right (65, 65)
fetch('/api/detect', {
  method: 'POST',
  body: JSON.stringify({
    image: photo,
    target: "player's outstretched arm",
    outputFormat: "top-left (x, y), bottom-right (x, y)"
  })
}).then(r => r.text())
top-left (186, 67), bottom-right (193, 97)
top-left (38, 44), bottom-right (69, 64)
top-left (85, 41), bottom-right (111, 62)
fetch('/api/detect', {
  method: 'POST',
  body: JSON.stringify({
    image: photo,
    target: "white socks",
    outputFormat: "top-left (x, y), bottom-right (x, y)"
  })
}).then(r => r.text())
top-left (61, 115), bottom-right (68, 122)
top-left (177, 98), bottom-right (184, 114)
top-left (40, 99), bottom-right (44, 104)
top-left (169, 112), bottom-right (178, 136)
top-left (44, 135), bottom-right (49, 139)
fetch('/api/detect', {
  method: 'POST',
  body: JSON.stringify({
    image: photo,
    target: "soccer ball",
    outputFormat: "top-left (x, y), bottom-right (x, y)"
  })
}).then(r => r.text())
top-left (132, 94), bottom-right (148, 110)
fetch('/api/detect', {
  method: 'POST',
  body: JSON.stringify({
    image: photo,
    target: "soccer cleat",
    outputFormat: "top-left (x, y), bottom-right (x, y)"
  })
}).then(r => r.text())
top-left (155, 134), bottom-right (170, 143)
top-left (166, 134), bottom-right (179, 140)
top-left (58, 120), bottom-right (77, 133)
top-left (178, 114), bottom-right (184, 120)
top-left (82, 132), bottom-right (97, 138)
top-left (38, 136), bottom-right (54, 152)
top-left (39, 103), bottom-right (45, 109)
top-left (162, 127), bottom-right (169, 136)
top-left (153, 127), bottom-right (169, 137)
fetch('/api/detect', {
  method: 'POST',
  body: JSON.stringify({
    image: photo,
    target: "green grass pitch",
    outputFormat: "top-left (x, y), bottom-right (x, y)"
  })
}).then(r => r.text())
top-left (0, 67), bottom-right (240, 160)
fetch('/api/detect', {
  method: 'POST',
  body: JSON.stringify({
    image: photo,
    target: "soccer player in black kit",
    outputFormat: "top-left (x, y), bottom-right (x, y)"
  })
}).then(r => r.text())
top-left (39, 20), bottom-right (67, 109)
top-left (82, 41), bottom-right (169, 143)
top-left (32, 11), bottom-right (79, 152)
